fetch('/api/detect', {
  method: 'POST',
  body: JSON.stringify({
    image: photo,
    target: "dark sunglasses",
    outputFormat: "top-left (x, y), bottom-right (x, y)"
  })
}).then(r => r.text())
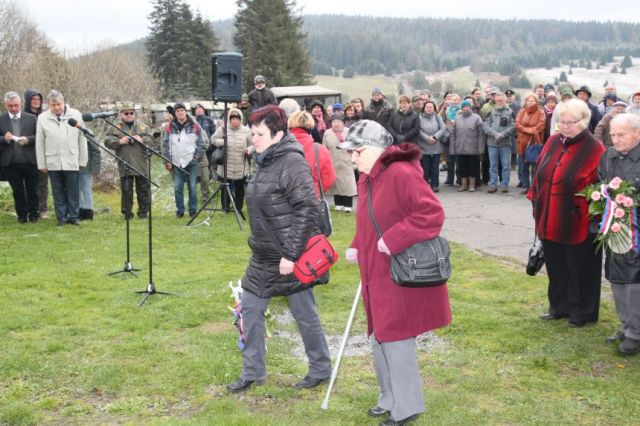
top-left (122, 111), bottom-right (135, 116)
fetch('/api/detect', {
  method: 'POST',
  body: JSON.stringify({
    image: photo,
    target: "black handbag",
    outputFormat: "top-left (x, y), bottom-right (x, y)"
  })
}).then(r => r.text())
top-left (212, 146), bottom-right (225, 166)
top-left (314, 144), bottom-right (332, 237)
top-left (367, 180), bottom-right (451, 287)
top-left (526, 234), bottom-right (545, 276)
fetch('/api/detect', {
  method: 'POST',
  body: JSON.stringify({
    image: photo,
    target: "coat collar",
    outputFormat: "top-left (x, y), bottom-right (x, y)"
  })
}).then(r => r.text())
top-left (368, 143), bottom-right (421, 179)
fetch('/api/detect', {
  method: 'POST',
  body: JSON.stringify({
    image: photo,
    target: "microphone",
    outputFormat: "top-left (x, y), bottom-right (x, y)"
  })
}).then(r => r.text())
top-left (68, 118), bottom-right (95, 137)
top-left (81, 111), bottom-right (118, 122)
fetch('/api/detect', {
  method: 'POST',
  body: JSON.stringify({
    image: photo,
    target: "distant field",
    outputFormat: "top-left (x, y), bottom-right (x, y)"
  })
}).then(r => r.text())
top-left (526, 56), bottom-right (640, 101)
top-left (315, 57), bottom-right (640, 105)
top-left (314, 75), bottom-right (397, 103)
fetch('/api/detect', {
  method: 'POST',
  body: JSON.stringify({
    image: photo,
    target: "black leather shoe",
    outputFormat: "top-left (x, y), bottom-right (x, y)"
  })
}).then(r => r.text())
top-left (606, 331), bottom-right (625, 344)
top-left (379, 413), bottom-right (419, 426)
top-left (293, 375), bottom-right (329, 389)
top-left (368, 406), bottom-right (389, 417)
top-left (539, 312), bottom-right (567, 320)
top-left (226, 378), bottom-right (260, 393)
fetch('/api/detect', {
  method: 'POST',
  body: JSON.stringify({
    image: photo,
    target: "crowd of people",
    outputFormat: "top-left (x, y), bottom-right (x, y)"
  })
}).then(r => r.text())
top-left (3, 75), bottom-right (640, 425)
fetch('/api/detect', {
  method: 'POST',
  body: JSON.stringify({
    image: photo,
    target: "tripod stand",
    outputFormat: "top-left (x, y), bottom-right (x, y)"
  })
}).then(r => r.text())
top-left (68, 121), bottom-right (156, 278)
top-left (187, 102), bottom-right (245, 229)
top-left (99, 117), bottom-right (187, 306)
top-left (108, 215), bottom-right (141, 277)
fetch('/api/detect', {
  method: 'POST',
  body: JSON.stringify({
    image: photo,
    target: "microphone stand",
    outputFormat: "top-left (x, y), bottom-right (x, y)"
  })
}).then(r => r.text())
top-left (73, 128), bottom-right (157, 278)
top-left (187, 101), bottom-right (245, 229)
top-left (98, 117), bottom-right (188, 306)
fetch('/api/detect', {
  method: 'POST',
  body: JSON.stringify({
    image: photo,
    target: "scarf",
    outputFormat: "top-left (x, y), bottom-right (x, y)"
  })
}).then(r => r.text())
top-left (312, 110), bottom-right (326, 132)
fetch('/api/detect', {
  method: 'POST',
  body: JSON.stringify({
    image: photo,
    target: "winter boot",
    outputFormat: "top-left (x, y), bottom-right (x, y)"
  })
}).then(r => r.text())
top-left (458, 178), bottom-right (469, 192)
top-left (468, 177), bottom-right (476, 192)
top-left (86, 209), bottom-right (94, 220)
top-left (79, 208), bottom-right (88, 221)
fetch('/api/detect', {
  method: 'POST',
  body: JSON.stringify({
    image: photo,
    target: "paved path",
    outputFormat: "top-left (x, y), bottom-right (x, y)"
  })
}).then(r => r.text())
top-left (436, 169), bottom-right (534, 264)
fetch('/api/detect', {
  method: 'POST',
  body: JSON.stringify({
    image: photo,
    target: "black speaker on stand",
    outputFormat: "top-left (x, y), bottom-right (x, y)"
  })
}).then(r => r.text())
top-left (188, 52), bottom-right (245, 229)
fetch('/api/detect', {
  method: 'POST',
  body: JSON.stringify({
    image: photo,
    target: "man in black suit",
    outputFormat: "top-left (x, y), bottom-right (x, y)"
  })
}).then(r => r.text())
top-left (0, 91), bottom-right (38, 223)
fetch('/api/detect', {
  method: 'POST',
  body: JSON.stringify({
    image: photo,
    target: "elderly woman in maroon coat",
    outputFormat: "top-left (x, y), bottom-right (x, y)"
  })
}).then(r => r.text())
top-left (527, 99), bottom-right (605, 328)
top-left (340, 120), bottom-right (451, 426)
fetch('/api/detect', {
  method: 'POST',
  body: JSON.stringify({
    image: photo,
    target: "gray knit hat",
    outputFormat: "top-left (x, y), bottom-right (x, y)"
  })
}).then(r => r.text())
top-left (338, 120), bottom-right (393, 151)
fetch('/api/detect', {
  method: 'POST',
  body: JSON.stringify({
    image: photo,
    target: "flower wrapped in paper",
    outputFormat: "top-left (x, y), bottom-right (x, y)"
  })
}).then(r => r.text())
top-left (577, 177), bottom-right (639, 254)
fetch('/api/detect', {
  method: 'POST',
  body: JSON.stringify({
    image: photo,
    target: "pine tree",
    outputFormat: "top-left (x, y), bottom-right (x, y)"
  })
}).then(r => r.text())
top-left (611, 65), bottom-right (619, 73)
top-left (622, 55), bottom-right (633, 68)
top-left (621, 66), bottom-right (627, 75)
top-left (146, 0), bottom-right (219, 98)
top-left (234, 0), bottom-right (313, 92)
top-left (559, 71), bottom-right (567, 82)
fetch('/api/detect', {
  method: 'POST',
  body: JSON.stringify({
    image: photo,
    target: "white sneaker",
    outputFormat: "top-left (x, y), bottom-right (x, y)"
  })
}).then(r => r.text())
top-left (344, 207), bottom-right (352, 213)
top-left (335, 205), bottom-right (344, 211)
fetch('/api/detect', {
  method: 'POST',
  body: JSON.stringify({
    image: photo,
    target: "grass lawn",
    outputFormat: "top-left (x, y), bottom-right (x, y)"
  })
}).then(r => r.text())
top-left (1, 177), bottom-right (639, 425)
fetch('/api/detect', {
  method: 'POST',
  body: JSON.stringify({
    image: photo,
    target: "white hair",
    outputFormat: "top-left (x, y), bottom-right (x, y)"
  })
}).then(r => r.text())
top-left (278, 98), bottom-right (300, 118)
top-left (46, 90), bottom-right (64, 103)
top-left (611, 113), bottom-right (640, 131)
top-left (4, 91), bottom-right (20, 103)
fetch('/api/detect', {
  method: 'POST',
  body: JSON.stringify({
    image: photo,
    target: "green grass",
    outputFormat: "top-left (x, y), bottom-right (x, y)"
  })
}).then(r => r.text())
top-left (1, 177), bottom-right (639, 425)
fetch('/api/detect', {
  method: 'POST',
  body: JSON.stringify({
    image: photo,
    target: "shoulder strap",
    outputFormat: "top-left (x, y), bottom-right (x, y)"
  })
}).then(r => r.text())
top-left (313, 143), bottom-right (326, 200)
top-left (367, 179), bottom-right (383, 238)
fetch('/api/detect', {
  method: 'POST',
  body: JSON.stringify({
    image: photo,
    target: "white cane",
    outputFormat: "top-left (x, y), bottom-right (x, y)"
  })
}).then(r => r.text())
top-left (320, 281), bottom-right (362, 410)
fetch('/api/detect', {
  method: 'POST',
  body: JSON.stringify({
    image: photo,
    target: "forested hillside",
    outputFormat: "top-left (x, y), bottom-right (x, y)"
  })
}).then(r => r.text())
top-left (208, 15), bottom-right (640, 77)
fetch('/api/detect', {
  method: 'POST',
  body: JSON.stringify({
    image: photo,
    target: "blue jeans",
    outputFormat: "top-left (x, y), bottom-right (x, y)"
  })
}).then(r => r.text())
top-left (420, 154), bottom-right (440, 189)
top-left (78, 171), bottom-right (93, 209)
top-left (488, 146), bottom-right (511, 188)
top-left (49, 170), bottom-right (79, 223)
top-left (172, 161), bottom-right (199, 215)
top-left (518, 154), bottom-right (535, 189)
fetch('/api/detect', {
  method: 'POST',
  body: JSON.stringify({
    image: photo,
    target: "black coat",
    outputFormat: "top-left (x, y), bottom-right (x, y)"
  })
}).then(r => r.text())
top-left (599, 145), bottom-right (640, 285)
top-left (388, 109), bottom-right (420, 144)
top-left (363, 99), bottom-right (394, 131)
top-left (0, 112), bottom-right (37, 167)
top-left (243, 133), bottom-right (320, 297)
top-left (248, 87), bottom-right (277, 111)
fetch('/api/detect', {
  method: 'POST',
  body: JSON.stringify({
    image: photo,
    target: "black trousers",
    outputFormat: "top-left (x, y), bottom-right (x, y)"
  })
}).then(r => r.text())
top-left (6, 163), bottom-right (39, 220)
top-left (121, 175), bottom-right (150, 216)
top-left (456, 155), bottom-right (479, 179)
top-left (333, 194), bottom-right (353, 208)
top-left (541, 237), bottom-right (602, 323)
top-left (221, 177), bottom-right (246, 212)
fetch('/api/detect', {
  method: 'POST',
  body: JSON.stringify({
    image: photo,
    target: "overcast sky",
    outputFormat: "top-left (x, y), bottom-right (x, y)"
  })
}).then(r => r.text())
top-left (23, 0), bottom-right (640, 53)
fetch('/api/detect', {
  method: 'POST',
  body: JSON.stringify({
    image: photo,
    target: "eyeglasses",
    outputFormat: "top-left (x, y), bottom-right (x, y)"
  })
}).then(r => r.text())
top-left (122, 112), bottom-right (134, 116)
top-left (558, 120), bottom-right (580, 126)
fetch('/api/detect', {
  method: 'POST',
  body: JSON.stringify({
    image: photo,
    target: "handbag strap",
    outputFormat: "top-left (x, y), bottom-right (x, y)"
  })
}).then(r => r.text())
top-left (366, 179), bottom-right (383, 238)
top-left (313, 143), bottom-right (326, 201)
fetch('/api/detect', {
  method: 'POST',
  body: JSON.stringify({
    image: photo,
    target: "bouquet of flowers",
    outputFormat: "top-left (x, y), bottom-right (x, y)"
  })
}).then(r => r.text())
top-left (577, 177), bottom-right (639, 254)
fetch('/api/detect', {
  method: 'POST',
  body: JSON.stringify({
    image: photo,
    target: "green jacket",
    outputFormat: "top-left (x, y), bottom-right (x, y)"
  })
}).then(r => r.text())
top-left (105, 119), bottom-right (153, 177)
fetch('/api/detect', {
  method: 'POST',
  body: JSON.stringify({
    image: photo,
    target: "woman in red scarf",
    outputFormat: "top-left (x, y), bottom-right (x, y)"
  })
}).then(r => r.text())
top-left (515, 93), bottom-right (546, 194)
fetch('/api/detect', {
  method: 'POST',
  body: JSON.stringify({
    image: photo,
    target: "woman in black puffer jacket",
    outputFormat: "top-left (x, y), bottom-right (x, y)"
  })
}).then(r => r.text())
top-left (226, 105), bottom-right (332, 393)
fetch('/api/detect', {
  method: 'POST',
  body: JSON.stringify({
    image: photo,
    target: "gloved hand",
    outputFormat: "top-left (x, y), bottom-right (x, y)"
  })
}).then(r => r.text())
top-left (346, 248), bottom-right (358, 263)
top-left (377, 238), bottom-right (391, 255)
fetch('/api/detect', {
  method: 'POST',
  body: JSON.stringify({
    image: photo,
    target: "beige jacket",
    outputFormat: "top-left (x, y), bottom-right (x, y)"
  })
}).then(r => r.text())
top-left (36, 106), bottom-right (87, 171)
top-left (212, 108), bottom-right (252, 180)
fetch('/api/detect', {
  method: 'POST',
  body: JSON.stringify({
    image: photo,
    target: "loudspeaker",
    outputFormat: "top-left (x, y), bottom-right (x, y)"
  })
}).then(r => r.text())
top-left (211, 52), bottom-right (243, 102)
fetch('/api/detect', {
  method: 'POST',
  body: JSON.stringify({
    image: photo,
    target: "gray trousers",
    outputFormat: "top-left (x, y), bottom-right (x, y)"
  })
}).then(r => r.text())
top-left (611, 283), bottom-right (640, 341)
top-left (240, 288), bottom-right (331, 381)
top-left (372, 333), bottom-right (426, 422)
